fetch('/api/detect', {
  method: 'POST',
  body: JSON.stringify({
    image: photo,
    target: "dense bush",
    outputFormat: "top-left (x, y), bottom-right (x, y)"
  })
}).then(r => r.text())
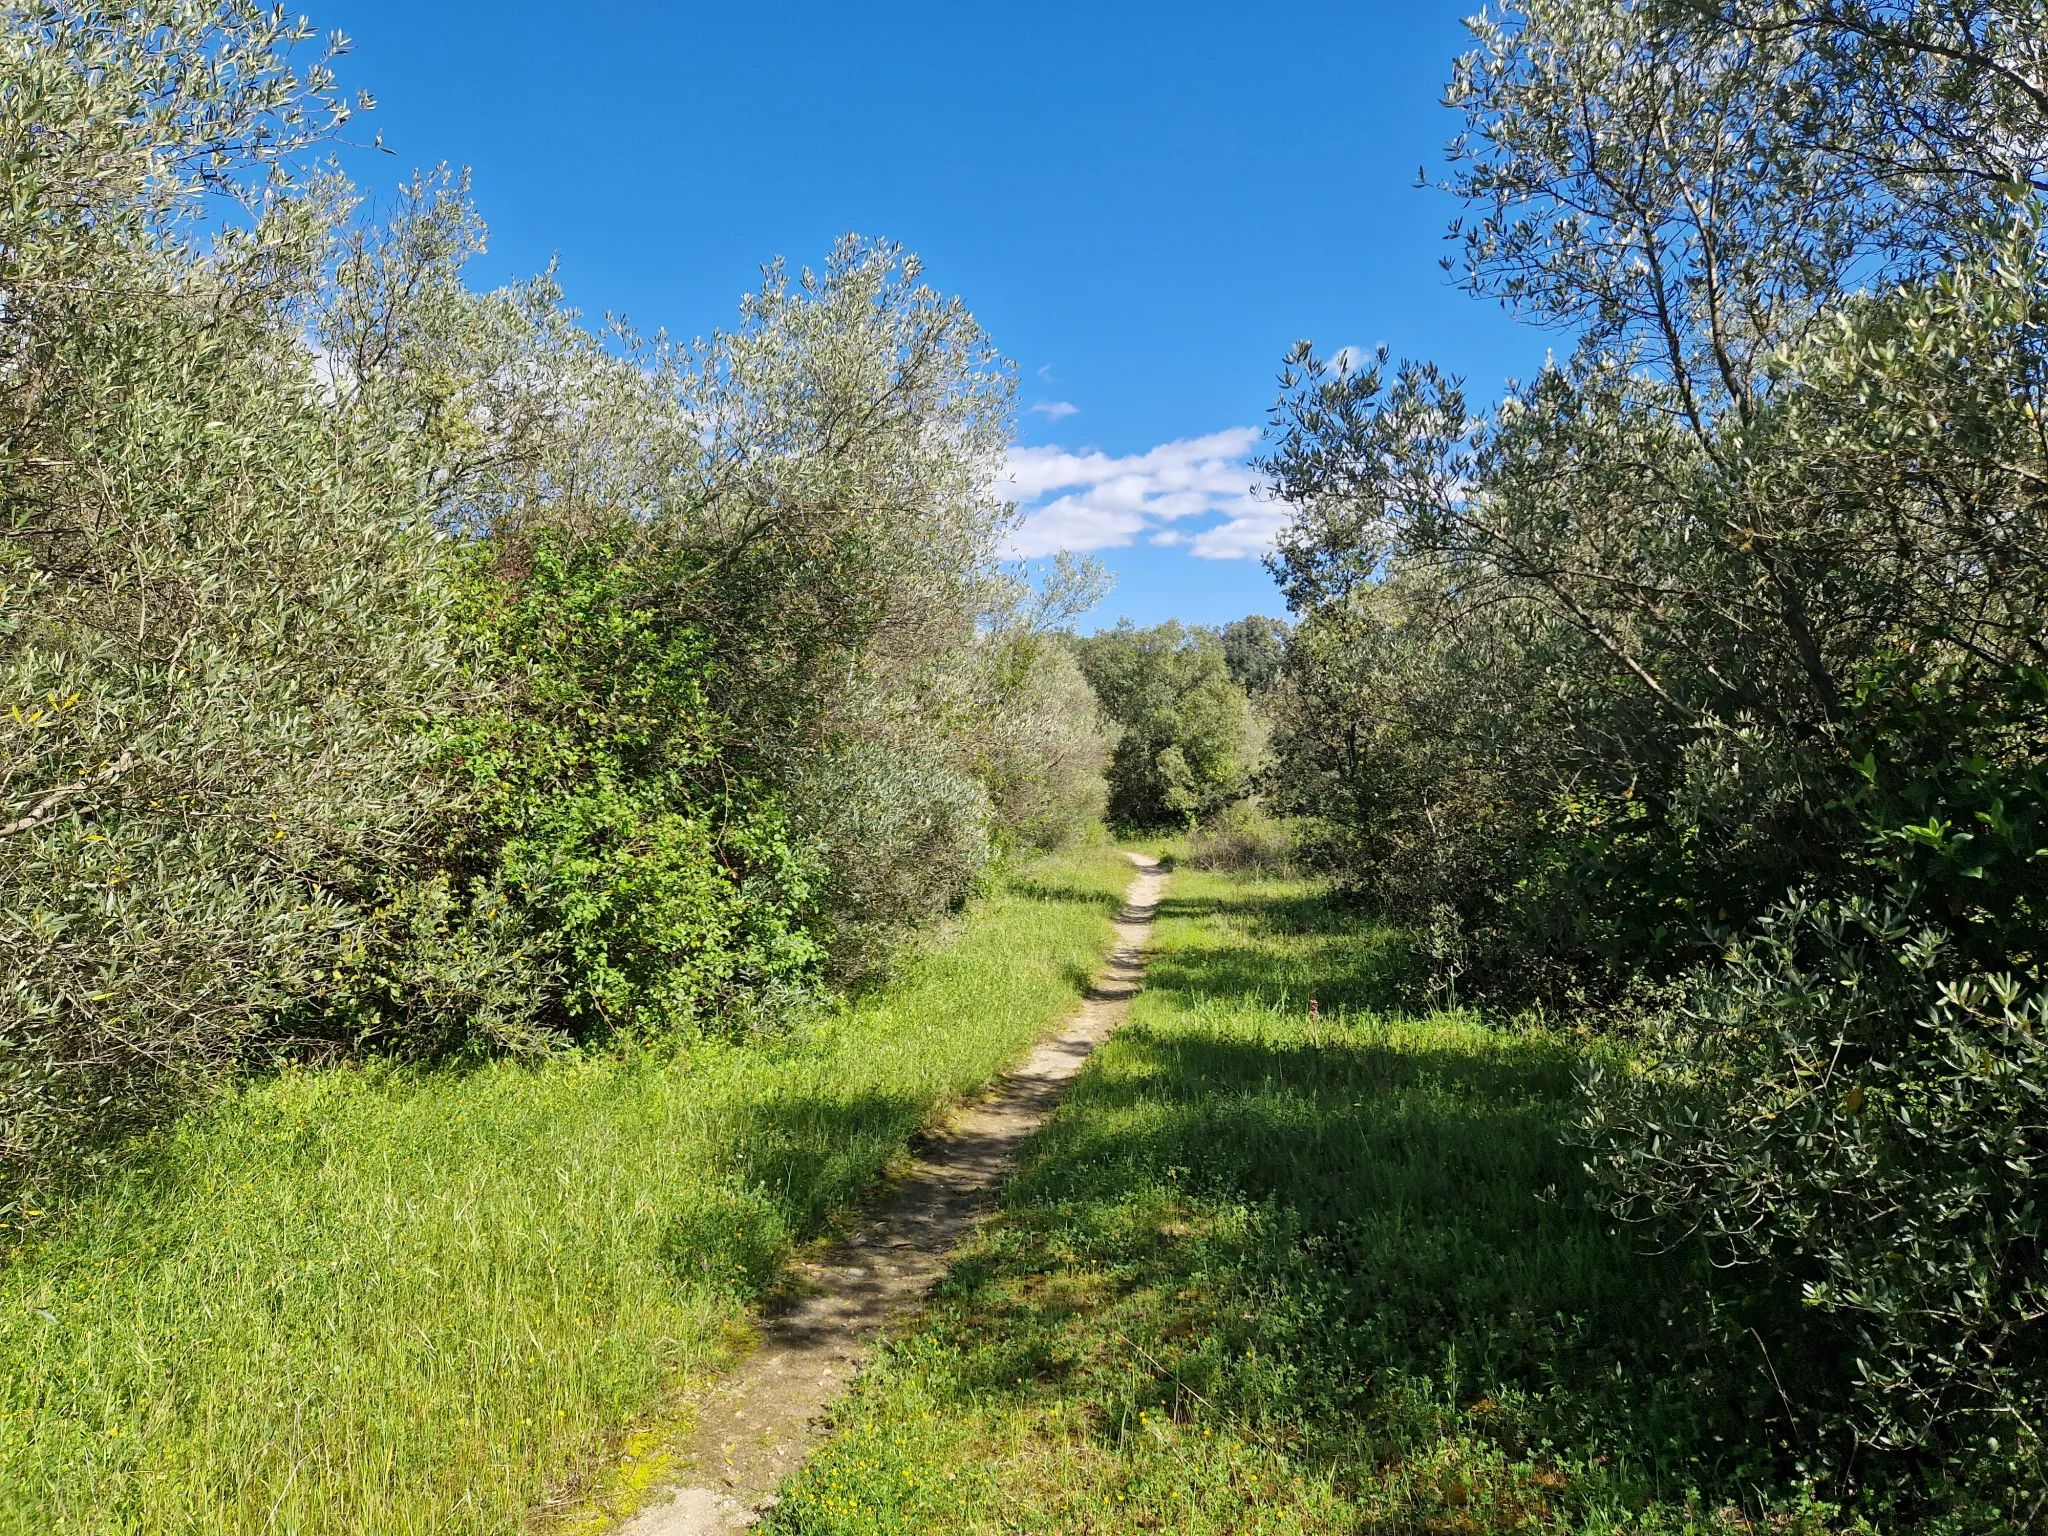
top-left (0, 3), bottom-right (466, 1196)
top-left (0, 2), bottom-right (1107, 1213)
top-left (1583, 896), bottom-right (2048, 1469)
top-left (964, 560), bottom-right (1117, 855)
top-left (432, 536), bottom-right (823, 1036)
top-left (1182, 803), bottom-right (1295, 875)
top-left (1262, 0), bottom-right (2048, 1501)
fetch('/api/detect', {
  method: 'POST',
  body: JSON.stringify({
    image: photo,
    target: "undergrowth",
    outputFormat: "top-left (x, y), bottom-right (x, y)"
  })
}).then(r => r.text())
top-left (0, 843), bottom-right (1135, 1536)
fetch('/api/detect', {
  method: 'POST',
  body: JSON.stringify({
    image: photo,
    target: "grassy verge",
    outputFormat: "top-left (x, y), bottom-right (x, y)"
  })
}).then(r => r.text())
top-left (764, 867), bottom-right (1862, 1536)
top-left (0, 842), bottom-right (1138, 1536)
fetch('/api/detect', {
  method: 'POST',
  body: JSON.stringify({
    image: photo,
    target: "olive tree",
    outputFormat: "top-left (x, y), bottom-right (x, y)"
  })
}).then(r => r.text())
top-left (0, 4), bottom-right (472, 1204)
top-left (1264, 0), bottom-right (2048, 1484)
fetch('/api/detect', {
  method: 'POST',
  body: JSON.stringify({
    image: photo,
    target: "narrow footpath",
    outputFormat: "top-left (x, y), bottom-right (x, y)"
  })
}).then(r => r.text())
top-left (617, 852), bottom-right (1170, 1536)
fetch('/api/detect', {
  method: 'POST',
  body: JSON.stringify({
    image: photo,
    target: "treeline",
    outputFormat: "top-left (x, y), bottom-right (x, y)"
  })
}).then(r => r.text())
top-left (1261, 0), bottom-right (2047, 1508)
top-left (0, 4), bottom-right (1114, 1213)
top-left (1072, 615), bottom-right (1284, 830)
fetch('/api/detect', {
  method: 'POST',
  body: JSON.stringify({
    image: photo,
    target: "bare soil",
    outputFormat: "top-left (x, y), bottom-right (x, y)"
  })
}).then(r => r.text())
top-left (614, 853), bottom-right (1169, 1536)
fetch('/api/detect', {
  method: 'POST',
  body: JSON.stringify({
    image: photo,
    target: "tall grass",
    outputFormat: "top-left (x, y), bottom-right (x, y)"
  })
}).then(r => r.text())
top-left (766, 869), bottom-right (1865, 1536)
top-left (0, 843), bottom-right (1135, 1536)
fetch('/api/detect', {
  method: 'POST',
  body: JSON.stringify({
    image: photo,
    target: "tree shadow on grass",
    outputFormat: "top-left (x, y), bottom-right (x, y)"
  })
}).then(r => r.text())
top-left (661, 1081), bottom-right (947, 1308)
top-left (900, 885), bottom-right (1805, 1510)
top-left (719, 1085), bottom-right (936, 1242)
top-left (1148, 888), bottom-right (1421, 1015)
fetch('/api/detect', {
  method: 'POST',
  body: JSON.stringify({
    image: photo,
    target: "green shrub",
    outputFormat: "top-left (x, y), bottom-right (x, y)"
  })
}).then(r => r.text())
top-left (1076, 620), bottom-right (1255, 829)
top-left (1184, 803), bottom-right (1296, 875)
top-left (788, 730), bottom-right (995, 980)
top-left (1583, 896), bottom-right (2048, 1483)
top-left (427, 535), bottom-right (824, 1036)
top-left (1581, 656), bottom-right (2048, 1473)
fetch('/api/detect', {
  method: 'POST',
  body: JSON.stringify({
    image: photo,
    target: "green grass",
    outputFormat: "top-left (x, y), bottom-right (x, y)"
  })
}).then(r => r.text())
top-left (763, 867), bottom-right (1864, 1536)
top-left (0, 842), bottom-right (1139, 1536)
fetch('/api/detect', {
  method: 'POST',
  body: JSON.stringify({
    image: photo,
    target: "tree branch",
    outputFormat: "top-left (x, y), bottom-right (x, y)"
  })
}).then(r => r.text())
top-left (1, 750), bottom-right (139, 839)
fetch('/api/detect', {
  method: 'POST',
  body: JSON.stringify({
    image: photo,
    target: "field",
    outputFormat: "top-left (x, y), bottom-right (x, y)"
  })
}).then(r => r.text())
top-left (764, 866), bottom-right (1859, 1536)
top-left (0, 843), bottom-right (1136, 1536)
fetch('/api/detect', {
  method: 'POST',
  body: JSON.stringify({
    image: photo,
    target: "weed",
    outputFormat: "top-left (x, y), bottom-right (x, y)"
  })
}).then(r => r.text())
top-left (0, 845), bottom-right (1135, 1536)
top-left (764, 868), bottom-right (1873, 1536)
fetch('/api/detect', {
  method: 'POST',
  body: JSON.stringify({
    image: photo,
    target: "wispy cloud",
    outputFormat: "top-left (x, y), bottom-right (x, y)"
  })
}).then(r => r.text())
top-left (1000, 427), bottom-right (1287, 561)
top-left (1027, 400), bottom-right (1080, 421)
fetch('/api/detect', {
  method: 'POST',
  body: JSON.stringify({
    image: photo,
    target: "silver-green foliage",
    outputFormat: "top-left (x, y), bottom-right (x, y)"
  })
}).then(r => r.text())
top-left (964, 556), bottom-right (1117, 855)
top-left (0, 3), bottom-right (1109, 1209)
top-left (1263, 0), bottom-right (2048, 1490)
top-left (320, 191), bottom-right (1036, 980)
top-left (0, 4), bottom-right (466, 1198)
top-left (673, 240), bottom-right (1025, 967)
top-left (1583, 895), bottom-right (2048, 1465)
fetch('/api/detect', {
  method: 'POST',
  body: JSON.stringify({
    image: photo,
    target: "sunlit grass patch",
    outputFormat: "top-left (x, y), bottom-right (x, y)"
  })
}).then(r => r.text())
top-left (0, 843), bottom-right (1137, 1536)
top-left (764, 868), bottom-right (1869, 1536)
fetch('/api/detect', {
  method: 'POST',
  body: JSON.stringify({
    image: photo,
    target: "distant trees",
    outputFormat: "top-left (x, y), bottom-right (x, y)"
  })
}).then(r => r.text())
top-left (1075, 621), bottom-right (1258, 829)
top-left (965, 558), bottom-right (1118, 855)
top-left (0, 3), bottom-right (1108, 1211)
top-left (1263, 0), bottom-right (2048, 1493)
top-left (1219, 615), bottom-right (1290, 696)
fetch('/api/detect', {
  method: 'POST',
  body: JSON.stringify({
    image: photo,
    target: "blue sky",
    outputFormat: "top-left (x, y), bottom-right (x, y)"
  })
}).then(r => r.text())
top-left (325, 1), bottom-right (1548, 630)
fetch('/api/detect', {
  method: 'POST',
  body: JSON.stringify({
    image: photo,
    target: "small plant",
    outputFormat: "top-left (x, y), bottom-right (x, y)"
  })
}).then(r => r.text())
top-left (1184, 804), bottom-right (1296, 875)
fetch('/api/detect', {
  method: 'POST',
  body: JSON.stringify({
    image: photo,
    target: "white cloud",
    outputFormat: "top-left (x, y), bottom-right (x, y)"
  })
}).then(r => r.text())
top-left (1000, 426), bottom-right (1284, 560)
top-left (1187, 503), bottom-right (1295, 559)
top-left (1027, 400), bottom-right (1080, 420)
top-left (1330, 343), bottom-right (1374, 376)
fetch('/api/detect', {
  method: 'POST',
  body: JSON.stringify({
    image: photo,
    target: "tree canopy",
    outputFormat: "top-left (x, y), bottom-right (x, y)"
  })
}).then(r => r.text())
top-left (1262, 0), bottom-right (2048, 1492)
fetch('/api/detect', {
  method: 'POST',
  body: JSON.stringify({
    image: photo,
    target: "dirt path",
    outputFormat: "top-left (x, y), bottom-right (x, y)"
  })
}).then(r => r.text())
top-left (615, 853), bottom-right (1168, 1536)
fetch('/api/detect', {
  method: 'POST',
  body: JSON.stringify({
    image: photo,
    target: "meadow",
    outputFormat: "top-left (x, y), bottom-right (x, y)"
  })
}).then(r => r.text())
top-left (764, 866), bottom-right (1871, 1536)
top-left (0, 843), bottom-right (1135, 1536)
